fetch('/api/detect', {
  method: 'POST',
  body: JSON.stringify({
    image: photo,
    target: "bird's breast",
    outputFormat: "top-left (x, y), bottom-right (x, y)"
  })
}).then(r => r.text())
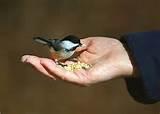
top-left (49, 48), bottom-right (74, 61)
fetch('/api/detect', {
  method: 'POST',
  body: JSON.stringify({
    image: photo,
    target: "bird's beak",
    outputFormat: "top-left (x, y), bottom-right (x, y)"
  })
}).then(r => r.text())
top-left (79, 42), bottom-right (82, 47)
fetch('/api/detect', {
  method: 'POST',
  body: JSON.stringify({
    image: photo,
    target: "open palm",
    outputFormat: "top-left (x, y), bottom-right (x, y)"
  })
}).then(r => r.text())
top-left (21, 37), bottom-right (133, 86)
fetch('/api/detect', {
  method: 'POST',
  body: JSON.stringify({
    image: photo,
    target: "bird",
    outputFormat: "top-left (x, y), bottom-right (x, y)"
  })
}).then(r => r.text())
top-left (33, 35), bottom-right (82, 65)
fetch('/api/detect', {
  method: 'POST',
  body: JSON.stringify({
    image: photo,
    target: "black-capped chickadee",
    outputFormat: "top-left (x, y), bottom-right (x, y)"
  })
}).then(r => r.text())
top-left (33, 35), bottom-right (82, 64)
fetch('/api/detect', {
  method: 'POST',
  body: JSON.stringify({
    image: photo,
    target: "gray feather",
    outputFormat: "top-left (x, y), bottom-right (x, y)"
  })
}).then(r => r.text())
top-left (33, 37), bottom-right (52, 45)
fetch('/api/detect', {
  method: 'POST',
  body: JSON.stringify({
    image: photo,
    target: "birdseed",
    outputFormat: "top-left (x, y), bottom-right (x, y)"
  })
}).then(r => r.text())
top-left (63, 61), bottom-right (92, 72)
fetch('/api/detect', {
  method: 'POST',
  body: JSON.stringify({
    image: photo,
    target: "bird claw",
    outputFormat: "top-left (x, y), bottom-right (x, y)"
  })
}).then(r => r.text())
top-left (55, 61), bottom-right (67, 67)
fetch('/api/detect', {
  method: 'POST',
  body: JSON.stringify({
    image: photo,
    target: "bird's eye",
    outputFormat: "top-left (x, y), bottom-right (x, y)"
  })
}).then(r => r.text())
top-left (65, 49), bottom-right (70, 52)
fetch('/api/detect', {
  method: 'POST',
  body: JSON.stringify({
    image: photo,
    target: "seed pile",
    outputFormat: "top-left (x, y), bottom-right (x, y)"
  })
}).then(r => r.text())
top-left (63, 61), bottom-right (92, 72)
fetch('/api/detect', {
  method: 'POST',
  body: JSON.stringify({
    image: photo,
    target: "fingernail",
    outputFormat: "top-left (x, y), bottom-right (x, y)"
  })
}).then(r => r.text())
top-left (48, 75), bottom-right (56, 80)
top-left (21, 55), bottom-right (27, 62)
top-left (21, 55), bottom-right (29, 62)
top-left (53, 77), bottom-right (56, 80)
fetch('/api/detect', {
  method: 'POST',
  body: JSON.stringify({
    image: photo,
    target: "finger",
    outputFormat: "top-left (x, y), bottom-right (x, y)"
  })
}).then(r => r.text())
top-left (21, 55), bottom-right (56, 80)
top-left (40, 58), bottom-right (83, 83)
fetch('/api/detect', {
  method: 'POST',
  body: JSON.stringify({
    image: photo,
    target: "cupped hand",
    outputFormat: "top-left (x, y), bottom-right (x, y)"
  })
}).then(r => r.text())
top-left (21, 37), bottom-right (133, 86)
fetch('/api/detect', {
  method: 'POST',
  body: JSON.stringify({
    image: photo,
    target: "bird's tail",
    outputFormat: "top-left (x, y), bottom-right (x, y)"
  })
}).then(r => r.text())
top-left (33, 37), bottom-right (52, 46)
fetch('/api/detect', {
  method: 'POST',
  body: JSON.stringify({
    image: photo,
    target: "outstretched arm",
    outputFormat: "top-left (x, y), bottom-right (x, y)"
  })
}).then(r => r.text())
top-left (21, 32), bottom-right (160, 104)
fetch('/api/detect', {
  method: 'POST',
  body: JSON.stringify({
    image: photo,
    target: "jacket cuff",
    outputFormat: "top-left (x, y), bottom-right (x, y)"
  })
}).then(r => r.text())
top-left (120, 31), bottom-right (160, 104)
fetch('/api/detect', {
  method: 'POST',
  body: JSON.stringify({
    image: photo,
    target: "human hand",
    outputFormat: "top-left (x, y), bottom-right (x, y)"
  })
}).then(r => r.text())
top-left (21, 37), bottom-right (133, 86)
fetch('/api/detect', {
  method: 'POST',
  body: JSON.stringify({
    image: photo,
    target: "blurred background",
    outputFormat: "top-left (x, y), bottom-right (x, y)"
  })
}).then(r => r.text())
top-left (0, 0), bottom-right (160, 114)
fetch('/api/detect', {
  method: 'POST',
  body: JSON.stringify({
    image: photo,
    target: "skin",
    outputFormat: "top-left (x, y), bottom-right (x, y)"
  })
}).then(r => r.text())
top-left (21, 37), bottom-right (134, 86)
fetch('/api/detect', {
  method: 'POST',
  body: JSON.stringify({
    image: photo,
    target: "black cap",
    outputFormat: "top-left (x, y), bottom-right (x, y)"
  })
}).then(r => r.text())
top-left (61, 35), bottom-right (81, 44)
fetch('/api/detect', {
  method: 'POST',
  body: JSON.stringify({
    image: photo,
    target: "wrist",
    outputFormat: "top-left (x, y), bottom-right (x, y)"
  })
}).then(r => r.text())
top-left (119, 38), bottom-right (137, 78)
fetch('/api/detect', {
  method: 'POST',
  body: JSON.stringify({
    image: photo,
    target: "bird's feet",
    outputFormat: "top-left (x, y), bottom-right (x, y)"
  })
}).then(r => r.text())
top-left (55, 60), bottom-right (67, 67)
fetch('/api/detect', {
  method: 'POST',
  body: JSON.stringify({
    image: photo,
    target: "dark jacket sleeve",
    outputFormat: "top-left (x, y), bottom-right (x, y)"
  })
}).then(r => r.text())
top-left (120, 31), bottom-right (160, 104)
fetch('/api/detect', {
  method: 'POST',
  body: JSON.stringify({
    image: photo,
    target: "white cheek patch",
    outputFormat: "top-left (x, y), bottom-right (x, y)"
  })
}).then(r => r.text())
top-left (61, 41), bottom-right (79, 50)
